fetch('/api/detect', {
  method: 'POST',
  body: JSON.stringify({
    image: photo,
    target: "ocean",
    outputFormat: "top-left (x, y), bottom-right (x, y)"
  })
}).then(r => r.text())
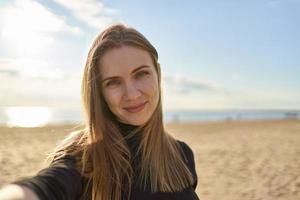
top-left (0, 106), bottom-right (299, 127)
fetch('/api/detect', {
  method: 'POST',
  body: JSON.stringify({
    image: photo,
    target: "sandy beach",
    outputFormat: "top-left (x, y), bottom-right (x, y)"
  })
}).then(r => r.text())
top-left (1, 119), bottom-right (300, 200)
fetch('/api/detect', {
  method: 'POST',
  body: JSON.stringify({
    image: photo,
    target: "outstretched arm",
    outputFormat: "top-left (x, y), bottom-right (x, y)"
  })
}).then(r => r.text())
top-left (0, 184), bottom-right (39, 200)
top-left (0, 155), bottom-right (82, 200)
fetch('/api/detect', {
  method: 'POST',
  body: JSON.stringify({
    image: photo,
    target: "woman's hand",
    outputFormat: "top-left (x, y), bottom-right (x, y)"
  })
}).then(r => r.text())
top-left (0, 184), bottom-right (39, 200)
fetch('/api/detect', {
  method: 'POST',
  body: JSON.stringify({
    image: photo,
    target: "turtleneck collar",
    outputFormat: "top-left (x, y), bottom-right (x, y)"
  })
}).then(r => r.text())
top-left (117, 121), bottom-right (139, 135)
top-left (117, 121), bottom-right (144, 142)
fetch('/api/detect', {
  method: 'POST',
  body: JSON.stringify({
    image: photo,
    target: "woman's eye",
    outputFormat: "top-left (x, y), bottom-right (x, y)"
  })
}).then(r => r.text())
top-left (135, 71), bottom-right (150, 79)
top-left (106, 80), bottom-right (120, 87)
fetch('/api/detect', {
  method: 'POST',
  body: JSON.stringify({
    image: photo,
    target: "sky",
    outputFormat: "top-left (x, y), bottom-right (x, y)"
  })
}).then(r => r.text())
top-left (0, 0), bottom-right (299, 111)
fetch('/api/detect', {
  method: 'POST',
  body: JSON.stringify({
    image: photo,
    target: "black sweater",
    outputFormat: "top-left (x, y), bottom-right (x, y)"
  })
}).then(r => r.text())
top-left (15, 124), bottom-right (199, 200)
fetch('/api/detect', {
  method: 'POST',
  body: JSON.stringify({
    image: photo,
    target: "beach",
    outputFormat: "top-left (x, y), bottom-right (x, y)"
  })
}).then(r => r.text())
top-left (1, 119), bottom-right (300, 200)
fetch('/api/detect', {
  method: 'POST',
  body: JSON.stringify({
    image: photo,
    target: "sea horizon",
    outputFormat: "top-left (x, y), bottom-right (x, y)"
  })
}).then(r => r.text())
top-left (0, 106), bottom-right (299, 127)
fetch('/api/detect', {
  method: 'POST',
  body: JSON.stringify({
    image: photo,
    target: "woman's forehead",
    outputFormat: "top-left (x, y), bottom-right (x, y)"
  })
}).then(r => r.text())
top-left (99, 45), bottom-right (155, 77)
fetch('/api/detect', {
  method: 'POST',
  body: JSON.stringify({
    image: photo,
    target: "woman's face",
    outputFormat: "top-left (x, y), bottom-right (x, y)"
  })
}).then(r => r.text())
top-left (99, 45), bottom-right (160, 126)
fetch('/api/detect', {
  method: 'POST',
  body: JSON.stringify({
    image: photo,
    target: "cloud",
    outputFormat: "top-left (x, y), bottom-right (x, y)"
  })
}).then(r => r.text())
top-left (0, 58), bottom-right (20, 77)
top-left (0, 0), bottom-right (82, 57)
top-left (53, 0), bottom-right (119, 29)
top-left (0, 76), bottom-right (81, 107)
top-left (163, 74), bottom-right (220, 94)
top-left (162, 74), bottom-right (235, 110)
top-left (0, 0), bottom-right (81, 34)
top-left (0, 58), bottom-right (65, 80)
top-left (0, 0), bottom-right (85, 108)
top-left (0, 59), bottom-right (81, 107)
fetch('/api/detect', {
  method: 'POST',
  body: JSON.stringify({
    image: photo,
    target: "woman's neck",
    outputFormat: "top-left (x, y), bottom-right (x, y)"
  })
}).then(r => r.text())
top-left (117, 121), bottom-right (139, 136)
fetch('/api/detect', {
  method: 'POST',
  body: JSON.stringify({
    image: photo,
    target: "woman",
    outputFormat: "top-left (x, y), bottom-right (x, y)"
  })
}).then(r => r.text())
top-left (0, 24), bottom-right (199, 200)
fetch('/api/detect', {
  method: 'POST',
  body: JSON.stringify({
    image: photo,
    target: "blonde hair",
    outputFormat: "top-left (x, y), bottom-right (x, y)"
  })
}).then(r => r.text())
top-left (50, 24), bottom-right (194, 200)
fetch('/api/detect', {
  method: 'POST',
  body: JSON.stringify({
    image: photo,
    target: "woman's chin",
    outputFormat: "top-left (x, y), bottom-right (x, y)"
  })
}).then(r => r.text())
top-left (121, 119), bottom-right (147, 126)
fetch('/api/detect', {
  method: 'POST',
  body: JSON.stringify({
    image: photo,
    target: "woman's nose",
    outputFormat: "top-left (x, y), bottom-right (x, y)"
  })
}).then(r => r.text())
top-left (123, 82), bottom-right (141, 100)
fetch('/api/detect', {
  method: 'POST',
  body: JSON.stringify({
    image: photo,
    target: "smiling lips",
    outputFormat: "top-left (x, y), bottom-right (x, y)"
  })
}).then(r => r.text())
top-left (124, 102), bottom-right (148, 113)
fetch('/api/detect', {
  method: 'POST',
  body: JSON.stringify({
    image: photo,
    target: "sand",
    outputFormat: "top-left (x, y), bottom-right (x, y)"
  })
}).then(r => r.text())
top-left (1, 119), bottom-right (300, 200)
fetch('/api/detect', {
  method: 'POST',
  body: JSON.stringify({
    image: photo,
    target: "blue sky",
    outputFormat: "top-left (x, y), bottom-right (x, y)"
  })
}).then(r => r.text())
top-left (0, 0), bottom-right (299, 110)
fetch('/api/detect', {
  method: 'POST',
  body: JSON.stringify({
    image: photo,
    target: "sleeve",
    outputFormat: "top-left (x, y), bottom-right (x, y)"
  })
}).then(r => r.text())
top-left (178, 141), bottom-right (198, 190)
top-left (13, 155), bottom-right (83, 200)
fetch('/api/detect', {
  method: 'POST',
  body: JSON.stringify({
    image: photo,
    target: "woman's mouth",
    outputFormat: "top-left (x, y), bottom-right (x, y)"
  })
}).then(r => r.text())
top-left (124, 102), bottom-right (148, 113)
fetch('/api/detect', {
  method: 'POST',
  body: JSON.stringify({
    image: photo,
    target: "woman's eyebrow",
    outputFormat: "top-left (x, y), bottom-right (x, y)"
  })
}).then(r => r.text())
top-left (102, 65), bottom-right (151, 83)
top-left (131, 65), bottom-right (150, 74)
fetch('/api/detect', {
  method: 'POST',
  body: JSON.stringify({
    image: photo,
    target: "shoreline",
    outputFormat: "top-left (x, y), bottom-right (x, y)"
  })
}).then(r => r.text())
top-left (0, 118), bottom-right (298, 128)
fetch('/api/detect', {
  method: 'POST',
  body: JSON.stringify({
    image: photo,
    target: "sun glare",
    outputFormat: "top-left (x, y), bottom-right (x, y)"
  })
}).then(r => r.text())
top-left (5, 106), bottom-right (52, 127)
top-left (1, 0), bottom-right (61, 57)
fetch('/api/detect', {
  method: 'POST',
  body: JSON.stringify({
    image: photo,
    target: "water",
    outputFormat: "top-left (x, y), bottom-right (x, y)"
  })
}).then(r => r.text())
top-left (0, 107), bottom-right (84, 127)
top-left (164, 110), bottom-right (300, 122)
top-left (0, 106), bottom-right (299, 127)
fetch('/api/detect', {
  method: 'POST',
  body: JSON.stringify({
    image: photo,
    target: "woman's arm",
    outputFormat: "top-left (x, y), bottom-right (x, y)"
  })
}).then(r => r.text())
top-left (0, 155), bottom-right (82, 200)
top-left (0, 184), bottom-right (39, 200)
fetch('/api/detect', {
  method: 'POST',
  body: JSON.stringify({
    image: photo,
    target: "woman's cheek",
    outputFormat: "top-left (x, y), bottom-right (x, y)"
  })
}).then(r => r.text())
top-left (141, 77), bottom-right (158, 94)
top-left (104, 89), bottom-right (123, 106)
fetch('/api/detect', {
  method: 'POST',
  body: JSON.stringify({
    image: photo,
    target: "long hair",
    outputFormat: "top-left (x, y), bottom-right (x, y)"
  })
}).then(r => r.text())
top-left (50, 24), bottom-right (194, 200)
